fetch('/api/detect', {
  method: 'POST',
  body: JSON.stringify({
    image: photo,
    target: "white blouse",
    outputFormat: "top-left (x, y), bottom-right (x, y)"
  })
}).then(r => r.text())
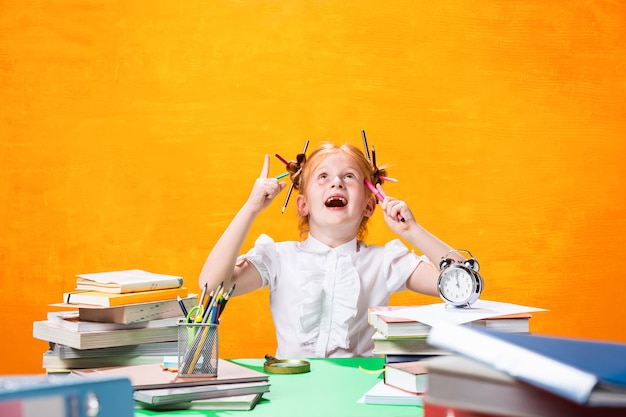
top-left (239, 234), bottom-right (430, 358)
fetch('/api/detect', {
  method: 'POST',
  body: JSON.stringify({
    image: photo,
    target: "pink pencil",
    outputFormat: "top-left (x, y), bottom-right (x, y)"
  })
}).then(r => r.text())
top-left (275, 154), bottom-right (289, 167)
top-left (365, 179), bottom-right (405, 222)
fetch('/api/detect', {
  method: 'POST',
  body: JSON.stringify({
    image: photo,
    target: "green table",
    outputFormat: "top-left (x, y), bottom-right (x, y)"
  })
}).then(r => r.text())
top-left (135, 357), bottom-right (422, 417)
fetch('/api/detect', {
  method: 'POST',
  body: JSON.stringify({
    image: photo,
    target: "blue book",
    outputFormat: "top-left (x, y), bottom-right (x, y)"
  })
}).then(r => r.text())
top-left (0, 375), bottom-right (134, 417)
top-left (384, 354), bottom-right (437, 364)
top-left (427, 321), bottom-right (626, 406)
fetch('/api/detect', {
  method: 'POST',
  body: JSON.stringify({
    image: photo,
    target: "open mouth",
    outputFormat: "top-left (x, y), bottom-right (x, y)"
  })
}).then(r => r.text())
top-left (325, 196), bottom-right (347, 208)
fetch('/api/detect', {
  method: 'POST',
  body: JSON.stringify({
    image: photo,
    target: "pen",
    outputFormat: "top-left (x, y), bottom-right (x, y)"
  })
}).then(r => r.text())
top-left (361, 130), bottom-right (371, 161)
top-left (274, 171), bottom-right (289, 180)
top-left (380, 176), bottom-right (399, 183)
top-left (364, 178), bottom-right (405, 222)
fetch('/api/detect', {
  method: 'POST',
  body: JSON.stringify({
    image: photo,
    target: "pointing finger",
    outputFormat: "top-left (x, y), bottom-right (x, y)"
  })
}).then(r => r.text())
top-left (260, 154), bottom-right (270, 179)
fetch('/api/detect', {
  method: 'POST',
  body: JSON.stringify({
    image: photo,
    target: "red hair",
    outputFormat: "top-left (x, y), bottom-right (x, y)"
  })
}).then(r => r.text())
top-left (285, 142), bottom-right (388, 240)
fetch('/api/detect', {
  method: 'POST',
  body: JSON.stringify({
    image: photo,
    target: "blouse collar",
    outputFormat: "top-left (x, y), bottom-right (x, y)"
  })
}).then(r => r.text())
top-left (300, 234), bottom-right (359, 255)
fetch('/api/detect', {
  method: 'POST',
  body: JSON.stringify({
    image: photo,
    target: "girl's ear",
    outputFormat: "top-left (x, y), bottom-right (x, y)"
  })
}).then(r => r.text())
top-left (296, 194), bottom-right (309, 216)
top-left (363, 195), bottom-right (376, 218)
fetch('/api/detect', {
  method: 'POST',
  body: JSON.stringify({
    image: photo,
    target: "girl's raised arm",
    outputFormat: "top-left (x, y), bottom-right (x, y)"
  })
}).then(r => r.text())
top-left (199, 155), bottom-right (286, 295)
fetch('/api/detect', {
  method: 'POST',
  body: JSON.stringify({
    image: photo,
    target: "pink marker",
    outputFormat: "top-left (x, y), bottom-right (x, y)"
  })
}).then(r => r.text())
top-left (365, 179), bottom-right (405, 222)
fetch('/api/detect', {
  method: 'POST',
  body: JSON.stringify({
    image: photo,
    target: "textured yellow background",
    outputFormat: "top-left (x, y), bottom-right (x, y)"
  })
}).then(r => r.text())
top-left (1, 1), bottom-right (625, 374)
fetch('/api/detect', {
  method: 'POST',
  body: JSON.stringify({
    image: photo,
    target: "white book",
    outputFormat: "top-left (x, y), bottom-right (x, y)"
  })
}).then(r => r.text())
top-left (33, 320), bottom-right (178, 350)
top-left (42, 350), bottom-right (166, 371)
top-left (76, 269), bottom-right (183, 294)
top-left (359, 380), bottom-right (423, 406)
top-left (46, 311), bottom-right (179, 332)
top-left (49, 341), bottom-right (178, 359)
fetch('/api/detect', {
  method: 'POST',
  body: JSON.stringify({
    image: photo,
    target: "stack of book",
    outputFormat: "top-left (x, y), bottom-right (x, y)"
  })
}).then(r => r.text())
top-left (423, 322), bottom-right (626, 417)
top-left (360, 359), bottom-right (427, 406)
top-left (368, 305), bottom-right (532, 364)
top-left (361, 300), bottom-right (545, 406)
top-left (33, 269), bottom-right (196, 373)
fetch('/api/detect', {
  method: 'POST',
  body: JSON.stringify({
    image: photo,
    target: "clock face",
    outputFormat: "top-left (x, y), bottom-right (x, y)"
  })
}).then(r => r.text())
top-left (439, 267), bottom-right (476, 304)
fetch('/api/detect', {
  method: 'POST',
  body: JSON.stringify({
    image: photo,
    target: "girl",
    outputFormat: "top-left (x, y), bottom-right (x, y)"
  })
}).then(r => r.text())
top-left (199, 142), bottom-right (459, 357)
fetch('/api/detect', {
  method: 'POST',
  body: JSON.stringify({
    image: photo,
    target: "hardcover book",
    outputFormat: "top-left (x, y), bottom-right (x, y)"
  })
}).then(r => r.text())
top-left (384, 360), bottom-right (428, 394)
top-left (62, 286), bottom-right (189, 307)
top-left (427, 322), bottom-right (626, 407)
top-left (424, 354), bottom-right (626, 417)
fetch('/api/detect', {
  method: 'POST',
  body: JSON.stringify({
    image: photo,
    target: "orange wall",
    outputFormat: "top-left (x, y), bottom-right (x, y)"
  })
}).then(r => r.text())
top-left (1, 1), bottom-right (625, 374)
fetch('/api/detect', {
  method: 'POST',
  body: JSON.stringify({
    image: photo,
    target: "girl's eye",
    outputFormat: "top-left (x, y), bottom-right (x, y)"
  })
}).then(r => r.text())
top-left (318, 173), bottom-right (328, 180)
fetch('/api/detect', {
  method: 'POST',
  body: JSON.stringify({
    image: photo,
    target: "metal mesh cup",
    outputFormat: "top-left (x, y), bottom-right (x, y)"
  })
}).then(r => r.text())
top-left (177, 321), bottom-right (219, 377)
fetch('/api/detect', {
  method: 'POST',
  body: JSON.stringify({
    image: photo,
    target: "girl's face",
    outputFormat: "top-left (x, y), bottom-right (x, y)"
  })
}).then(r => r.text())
top-left (296, 152), bottom-right (375, 236)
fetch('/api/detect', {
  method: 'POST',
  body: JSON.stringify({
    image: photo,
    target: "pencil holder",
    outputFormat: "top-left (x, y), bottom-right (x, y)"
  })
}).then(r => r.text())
top-left (177, 320), bottom-right (219, 377)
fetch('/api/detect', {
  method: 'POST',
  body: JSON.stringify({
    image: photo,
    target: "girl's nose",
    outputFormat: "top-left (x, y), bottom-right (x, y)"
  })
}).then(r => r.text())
top-left (330, 176), bottom-right (344, 188)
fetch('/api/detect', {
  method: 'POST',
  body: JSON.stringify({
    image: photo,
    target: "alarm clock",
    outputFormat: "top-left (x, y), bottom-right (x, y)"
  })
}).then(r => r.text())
top-left (437, 249), bottom-right (483, 308)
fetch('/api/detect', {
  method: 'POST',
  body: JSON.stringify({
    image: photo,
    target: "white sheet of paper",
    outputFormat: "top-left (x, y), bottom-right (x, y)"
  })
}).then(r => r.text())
top-left (372, 299), bottom-right (547, 326)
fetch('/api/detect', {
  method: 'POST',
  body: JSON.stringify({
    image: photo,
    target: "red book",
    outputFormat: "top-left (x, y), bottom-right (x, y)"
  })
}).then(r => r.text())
top-left (424, 400), bottom-right (499, 417)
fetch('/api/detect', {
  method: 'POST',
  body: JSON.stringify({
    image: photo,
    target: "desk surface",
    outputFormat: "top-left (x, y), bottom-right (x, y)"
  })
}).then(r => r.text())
top-left (134, 357), bottom-right (422, 417)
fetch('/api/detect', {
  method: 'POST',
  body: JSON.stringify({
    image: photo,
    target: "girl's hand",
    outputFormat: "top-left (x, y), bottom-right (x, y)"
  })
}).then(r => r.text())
top-left (376, 183), bottom-right (415, 234)
top-left (244, 155), bottom-right (286, 214)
